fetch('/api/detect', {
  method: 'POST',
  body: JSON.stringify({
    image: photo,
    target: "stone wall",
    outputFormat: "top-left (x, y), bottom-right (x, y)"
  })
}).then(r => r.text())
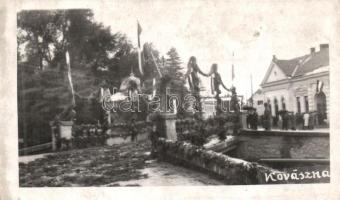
top-left (154, 138), bottom-right (281, 184)
top-left (234, 130), bottom-right (329, 161)
top-left (106, 131), bottom-right (150, 146)
top-left (59, 122), bottom-right (152, 150)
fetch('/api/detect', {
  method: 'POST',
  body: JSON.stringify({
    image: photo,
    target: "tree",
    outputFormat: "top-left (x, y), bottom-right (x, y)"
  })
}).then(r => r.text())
top-left (17, 10), bottom-right (138, 147)
top-left (163, 48), bottom-right (189, 118)
top-left (165, 47), bottom-right (183, 79)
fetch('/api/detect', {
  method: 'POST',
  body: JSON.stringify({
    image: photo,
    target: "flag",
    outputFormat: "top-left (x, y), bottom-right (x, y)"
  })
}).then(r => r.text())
top-left (319, 82), bottom-right (324, 92)
top-left (137, 21), bottom-right (143, 75)
top-left (66, 51), bottom-right (75, 105)
top-left (316, 80), bottom-right (324, 93)
top-left (137, 21), bottom-right (142, 48)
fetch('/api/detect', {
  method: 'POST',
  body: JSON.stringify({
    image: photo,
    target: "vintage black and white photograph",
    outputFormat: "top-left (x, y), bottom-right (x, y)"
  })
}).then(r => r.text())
top-left (17, 1), bottom-right (331, 187)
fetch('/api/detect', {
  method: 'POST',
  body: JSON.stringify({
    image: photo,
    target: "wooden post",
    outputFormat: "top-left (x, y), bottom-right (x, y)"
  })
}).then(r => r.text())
top-left (49, 121), bottom-right (57, 151)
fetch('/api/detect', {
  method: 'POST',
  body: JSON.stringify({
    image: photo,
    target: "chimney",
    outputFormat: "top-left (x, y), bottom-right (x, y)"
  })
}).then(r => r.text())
top-left (310, 47), bottom-right (315, 54)
top-left (272, 55), bottom-right (276, 61)
top-left (319, 44), bottom-right (329, 51)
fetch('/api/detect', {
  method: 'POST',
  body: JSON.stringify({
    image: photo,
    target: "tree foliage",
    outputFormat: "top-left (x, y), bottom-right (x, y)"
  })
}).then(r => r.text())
top-left (17, 10), bottom-right (187, 146)
top-left (17, 10), bottom-right (137, 146)
top-left (162, 47), bottom-right (189, 118)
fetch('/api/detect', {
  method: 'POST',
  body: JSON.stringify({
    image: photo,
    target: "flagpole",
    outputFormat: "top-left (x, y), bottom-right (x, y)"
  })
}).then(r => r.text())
top-left (137, 20), bottom-right (143, 75)
top-left (250, 74), bottom-right (253, 106)
top-left (250, 74), bottom-right (253, 94)
top-left (231, 51), bottom-right (235, 87)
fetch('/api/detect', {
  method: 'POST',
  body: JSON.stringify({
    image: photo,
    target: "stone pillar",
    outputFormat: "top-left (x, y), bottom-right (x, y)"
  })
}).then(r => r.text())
top-left (239, 111), bottom-right (248, 129)
top-left (59, 121), bottom-right (73, 139)
top-left (159, 113), bottom-right (178, 141)
top-left (59, 121), bottom-right (73, 149)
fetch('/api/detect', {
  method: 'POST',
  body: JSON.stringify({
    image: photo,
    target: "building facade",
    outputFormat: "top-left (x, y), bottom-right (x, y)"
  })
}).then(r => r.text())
top-left (250, 89), bottom-right (266, 116)
top-left (259, 44), bottom-right (329, 124)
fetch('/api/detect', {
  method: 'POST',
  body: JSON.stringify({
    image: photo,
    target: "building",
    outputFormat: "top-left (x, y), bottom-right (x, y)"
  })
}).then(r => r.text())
top-left (259, 44), bottom-right (329, 124)
top-left (250, 89), bottom-right (265, 116)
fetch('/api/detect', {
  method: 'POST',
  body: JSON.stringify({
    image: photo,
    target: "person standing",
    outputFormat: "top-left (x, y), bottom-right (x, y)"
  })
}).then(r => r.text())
top-left (150, 124), bottom-right (160, 158)
top-left (282, 110), bottom-right (289, 130)
top-left (289, 112), bottom-right (296, 130)
top-left (263, 103), bottom-right (272, 130)
top-left (303, 112), bottom-right (310, 130)
top-left (129, 118), bottom-right (138, 142)
top-left (253, 109), bottom-right (258, 130)
top-left (246, 110), bottom-right (251, 129)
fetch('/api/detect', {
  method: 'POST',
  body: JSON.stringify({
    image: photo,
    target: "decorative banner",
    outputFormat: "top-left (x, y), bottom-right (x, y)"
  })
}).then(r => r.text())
top-left (65, 50), bottom-right (75, 105)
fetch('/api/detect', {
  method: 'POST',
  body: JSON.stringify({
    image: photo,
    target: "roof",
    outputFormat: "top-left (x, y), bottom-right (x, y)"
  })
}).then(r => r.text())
top-left (253, 89), bottom-right (263, 95)
top-left (273, 46), bottom-right (329, 77)
top-left (273, 55), bottom-right (308, 76)
top-left (294, 48), bottom-right (329, 76)
top-left (249, 89), bottom-right (264, 100)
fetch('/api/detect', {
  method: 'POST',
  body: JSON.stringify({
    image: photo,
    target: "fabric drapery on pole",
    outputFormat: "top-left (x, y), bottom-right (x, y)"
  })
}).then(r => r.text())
top-left (137, 21), bottom-right (143, 75)
top-left (152, 78), bottom-right (157, 98)
top-left (150, 50), bottom-right (163, 78)
top-left (66, 51), bottom-right (75, 106)
top-left (137, 21), bottom-right (142, 47)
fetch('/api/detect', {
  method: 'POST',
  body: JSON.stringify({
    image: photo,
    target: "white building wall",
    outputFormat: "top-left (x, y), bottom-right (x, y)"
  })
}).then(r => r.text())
top-left (262, 73), bottom-right (329, 121)
top-left (263, 89), bottom-right (290, 116)
top-left (252, 92), bottom-right (265, 115)
top-left (266, 64), bottom-right (287, 83)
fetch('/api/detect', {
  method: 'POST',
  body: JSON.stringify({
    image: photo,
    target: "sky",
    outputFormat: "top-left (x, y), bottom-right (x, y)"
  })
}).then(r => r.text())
top-left (90, 0), bottom-right (333, 99)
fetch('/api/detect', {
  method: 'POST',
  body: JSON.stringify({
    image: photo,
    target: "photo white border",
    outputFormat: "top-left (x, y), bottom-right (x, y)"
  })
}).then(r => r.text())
top-left (1, 0), bottom-right (340, 199)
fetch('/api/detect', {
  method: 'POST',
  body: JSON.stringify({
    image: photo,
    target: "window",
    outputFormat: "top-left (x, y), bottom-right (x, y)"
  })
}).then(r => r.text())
top-left (281, 97), bottom-right (286, 110)
top-left (304, 96), bottom-right (309, 112)
top-left (274, 98), bottom-right (279, 116)
top-left (112, 87), bottom-right (117, 94)
top-left (296, 97), bottom-right (301, 113)
top-left (257, 100), bottom-right (263, 105)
